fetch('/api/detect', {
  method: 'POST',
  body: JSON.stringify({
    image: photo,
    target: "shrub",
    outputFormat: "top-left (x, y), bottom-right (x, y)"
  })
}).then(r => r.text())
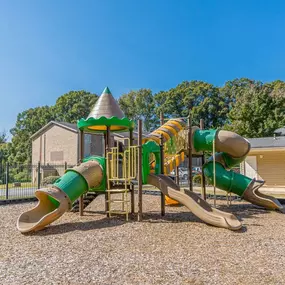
top-left (193, 174), bottom-right (202, 184)
top-left (193, 174), bottom-right (210, 186)
top-left (42, 176), bottom-right (60, 186)
top-left (14, 171), bottom-right (30, 182)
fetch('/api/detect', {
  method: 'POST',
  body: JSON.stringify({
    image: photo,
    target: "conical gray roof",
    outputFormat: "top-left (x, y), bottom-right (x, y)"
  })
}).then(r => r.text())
top-left (88, 87), bottom-right (124, 119)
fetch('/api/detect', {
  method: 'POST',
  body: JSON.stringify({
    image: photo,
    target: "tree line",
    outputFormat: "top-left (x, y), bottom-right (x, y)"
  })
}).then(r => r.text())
top-left (1, 78), bottom-right (285, 164)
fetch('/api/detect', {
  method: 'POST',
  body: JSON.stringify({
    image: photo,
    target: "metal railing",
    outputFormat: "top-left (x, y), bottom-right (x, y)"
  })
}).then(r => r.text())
top-left (0, 162), bottom-right (73, 202)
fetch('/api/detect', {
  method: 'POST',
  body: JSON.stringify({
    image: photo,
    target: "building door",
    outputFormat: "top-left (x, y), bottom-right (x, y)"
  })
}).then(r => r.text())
top-left (245, 156), bottom-right (257, 179)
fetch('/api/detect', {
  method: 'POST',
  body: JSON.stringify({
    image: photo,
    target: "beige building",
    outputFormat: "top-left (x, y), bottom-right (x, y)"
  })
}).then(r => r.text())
top-left (31, 121), bottom-right (106, 181)
top-left (31, 121), bottom-right (140, 181)
top-left (241, 133), bottom-right (285, 187)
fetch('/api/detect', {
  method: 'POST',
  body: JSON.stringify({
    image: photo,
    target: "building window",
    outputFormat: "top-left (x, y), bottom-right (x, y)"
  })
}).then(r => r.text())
top-left (84, 134), bottom-right (104, 157)
top-left (50, 151), bottom-right (64, 162)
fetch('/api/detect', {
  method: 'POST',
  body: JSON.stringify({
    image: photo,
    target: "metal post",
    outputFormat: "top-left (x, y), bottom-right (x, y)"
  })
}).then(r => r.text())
top-left (137, 120), bottom-right (143, 221)
top-left (5, 163), bottom-right (9, 200)
top-left (131, 183), bottom-right (135, 214)
top-left (79, 130), bottom-right (84, 216)
top-left (64, 161), bottom-right (68, 171)
top-left (200, 119), bottom-right (207, 200)
top-left (160, 112), bottom-right (165, 216)
top-left (37, 161), bottom-right (41, 189)
top-left (105, 127), bottom-right (111, 217)
top-left (188, 111), bottom-right (193, 191)
top-left (129, 129), bottom-right (135, 214)
top-left (175, 165), bottom-right (179, 185)
top-left (129, 128), bottom-right (134, 146)
top-left (160, 133), bottom-right (165, 216)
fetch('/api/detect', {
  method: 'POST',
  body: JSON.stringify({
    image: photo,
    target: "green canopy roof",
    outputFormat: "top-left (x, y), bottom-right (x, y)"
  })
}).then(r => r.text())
top-left (77, 87), bottom-right (134, 132)
top-left (77, 116), bottom-right (135, 133)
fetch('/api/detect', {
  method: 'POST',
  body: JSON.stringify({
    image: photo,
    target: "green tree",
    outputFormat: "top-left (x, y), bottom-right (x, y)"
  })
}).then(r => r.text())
top-left (225, 86), bottom-right (285, 138)
top-left (9, 106), bottom-right (54, 164)
top-left (53, 90), bottom-right (98, 123)
top-left (0, 143), bottom-right (9, 164)
top-left (8, 90), bottom-right (98, 164)
top-left (0, 130), bottom-right (7, 144)
top-left (154, 81), bottom-right (225, 129)
top-left (118, 89), bottom-right (156, 131)
top-left (219, 78), bottom-right (263, 124)
top-left (265, 80), bottom-right (285, 98)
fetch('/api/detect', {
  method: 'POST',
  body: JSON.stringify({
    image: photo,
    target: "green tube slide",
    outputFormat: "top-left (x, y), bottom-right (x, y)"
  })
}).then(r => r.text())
top-left (191, 128), bottom-right (283, 211)
top-left (17, 156), bottom-right (105, 233)
top-left (203, 162), bottom-right (251, 196)
top-left (53, 170), bottom-right (89, 203)
top-left (193, 129), bottom-right (251, 197)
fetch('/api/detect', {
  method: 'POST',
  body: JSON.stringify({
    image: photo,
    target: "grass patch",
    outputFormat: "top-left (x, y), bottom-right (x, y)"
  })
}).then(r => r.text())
top-left (0, 183), bottom-right (35, 190)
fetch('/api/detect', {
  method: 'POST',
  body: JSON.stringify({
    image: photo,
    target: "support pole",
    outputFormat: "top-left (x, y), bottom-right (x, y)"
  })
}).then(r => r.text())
top-left (79, 130), bottom-right (84, 216)
top-left (131, 183), bottom-right (135, 214)
top-left (160, 133), bottom-right (165, 216)
top-left (200, 119), bottom-right (207, 200)
top-left (105, 127), bottom-right (111, 217)
top-left (137, 120), bottom-right (143, 221)
top-left (160, 112), bottom-right (165, 216)
top-left (37, 161), bottom-right (41, 190)
top-left (129, 128), bottom-right (134, 146)
top-left (175, 165), bottom-right (179, 185)
top-left (5, 163), bottom-right (9, 200)
top-left (129, 129), bottom-right (135, 214)
top-left (188, 111), bottom-right (193, 191)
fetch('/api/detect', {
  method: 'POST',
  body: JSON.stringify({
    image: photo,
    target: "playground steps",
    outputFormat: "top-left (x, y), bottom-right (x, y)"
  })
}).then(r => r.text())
top-left (106, 187), bottom-right (130, 221)
top-left (70, 192), bottom-right (98, 212)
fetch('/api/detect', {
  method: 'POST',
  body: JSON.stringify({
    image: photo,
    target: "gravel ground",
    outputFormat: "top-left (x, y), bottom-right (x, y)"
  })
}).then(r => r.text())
top-left (1, 194), bottom-right (285, 285)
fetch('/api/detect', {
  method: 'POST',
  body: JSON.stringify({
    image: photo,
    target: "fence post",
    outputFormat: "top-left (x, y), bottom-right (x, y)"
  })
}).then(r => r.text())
top-left (5, 163), bottom-right (9, 200)
top-left (37, 161), bottom-right (41, 189)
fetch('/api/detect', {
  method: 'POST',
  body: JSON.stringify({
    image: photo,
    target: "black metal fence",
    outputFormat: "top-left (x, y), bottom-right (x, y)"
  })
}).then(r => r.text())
top-left (0, 161), bottom-right (242, 202)
top-left (0, 162), bottom-right (73, 201)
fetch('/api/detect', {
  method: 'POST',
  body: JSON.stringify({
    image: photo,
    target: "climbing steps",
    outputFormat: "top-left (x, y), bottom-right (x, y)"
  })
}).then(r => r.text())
top-left (106, 137), bottom-right (137, 221)
top-left (71, 192), bottom-right (98, 212)
top-left (106, 186), bottom-right (130, 221)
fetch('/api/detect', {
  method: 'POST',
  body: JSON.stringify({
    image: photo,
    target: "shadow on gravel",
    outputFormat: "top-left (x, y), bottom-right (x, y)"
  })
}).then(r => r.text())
top-left (31, 203), bottom-right (272, 236)
top-left (34, 217), bottom-right (127, 236)
top-left (217, 203), bottom-right (271, 221)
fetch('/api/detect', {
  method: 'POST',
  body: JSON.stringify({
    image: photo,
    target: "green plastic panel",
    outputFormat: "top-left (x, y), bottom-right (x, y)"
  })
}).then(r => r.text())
top-left (193, 129), bottom-right (217, 152)
top-left (77, 116), bottom-right (135, 133)
top-left (54, 170), bottom-right (88, 203)
top-left (142, 141), bottom-right (161, 184)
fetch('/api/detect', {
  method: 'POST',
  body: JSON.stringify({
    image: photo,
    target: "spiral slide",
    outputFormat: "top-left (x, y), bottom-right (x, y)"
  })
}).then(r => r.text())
top-left (147, 173), bottom-right (242, 230)
top-left (17, 158), bottom-right (105, 233)
top-left (193, 129), bottom-right (284, 211)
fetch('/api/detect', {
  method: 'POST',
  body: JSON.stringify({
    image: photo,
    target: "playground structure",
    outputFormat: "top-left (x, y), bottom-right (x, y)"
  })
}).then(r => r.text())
top-left (17, 87), bottom-right (284, 233)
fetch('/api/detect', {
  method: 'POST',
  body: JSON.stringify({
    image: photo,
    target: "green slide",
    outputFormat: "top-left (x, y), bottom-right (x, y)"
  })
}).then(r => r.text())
top-left (17, 157), bottom-right (106, 233)
top-left (193, 129), bottom-right (283, 211)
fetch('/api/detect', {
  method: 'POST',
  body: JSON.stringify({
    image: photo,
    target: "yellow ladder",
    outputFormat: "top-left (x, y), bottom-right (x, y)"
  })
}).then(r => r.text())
top-left (106, 138), bottom-right (137, 221)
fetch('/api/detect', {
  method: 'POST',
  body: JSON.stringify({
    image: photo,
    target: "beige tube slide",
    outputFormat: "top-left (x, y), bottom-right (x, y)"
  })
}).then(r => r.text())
top-left (147, 174), bottom-right (242, 230)
top-left (17, 187), bottom-right (71, 233)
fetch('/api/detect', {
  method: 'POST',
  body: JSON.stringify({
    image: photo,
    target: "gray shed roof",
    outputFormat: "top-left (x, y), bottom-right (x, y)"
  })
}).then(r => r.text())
top-left (31, 121), bottom-right (79, 140)
top-left (247, 136), bottom-right (285, 149)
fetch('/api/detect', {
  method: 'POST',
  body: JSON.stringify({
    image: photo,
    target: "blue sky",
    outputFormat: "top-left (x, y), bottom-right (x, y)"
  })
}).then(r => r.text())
top-left (1, 0), bottom-right (285, 137)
